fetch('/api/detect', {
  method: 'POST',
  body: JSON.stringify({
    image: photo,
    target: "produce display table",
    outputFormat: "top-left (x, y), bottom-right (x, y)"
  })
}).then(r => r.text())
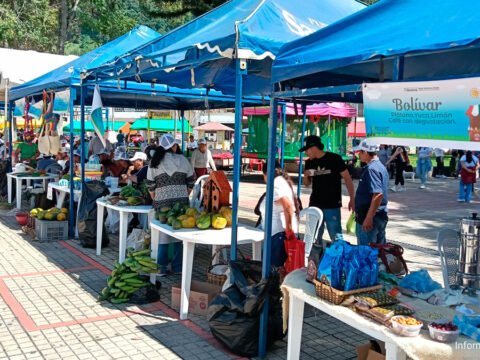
top-left (96, 198), bottom-right (154, 262)
top-left (149, 220), bottom-right (264, 320)
top-left (282, 269), bottom-right (479, 360)
top-left (48, 182), bottom-right (123, 208)
top-left (7, 173), bottom-right (58, 209)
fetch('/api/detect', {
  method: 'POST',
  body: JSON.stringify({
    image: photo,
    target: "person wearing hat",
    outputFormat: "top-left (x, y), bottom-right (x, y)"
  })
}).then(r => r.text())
top-left (353, 139), bottom-right (389, 245)
top-left (56, 147), bottom-right (69, 170)
top-left (300, 135), bottom-right (355, 244)
top-left (147, 133), bottom-right (195, 275)
top-left (14, 131), bottom-right (39, 166)
top-left (125, 152), bottom-right (148, 184)
top-left (190, 138), bottom-right (216, 178)
top-left (113, 152), bottom-right (131, 184)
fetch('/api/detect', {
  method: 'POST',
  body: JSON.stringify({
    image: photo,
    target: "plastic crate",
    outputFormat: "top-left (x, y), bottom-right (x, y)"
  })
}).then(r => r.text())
top-left (35, 219), bottom-right (68, 241)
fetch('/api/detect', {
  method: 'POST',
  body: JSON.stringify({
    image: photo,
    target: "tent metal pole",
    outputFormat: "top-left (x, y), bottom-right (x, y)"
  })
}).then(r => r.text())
top-left (230, 58), bottom-right (246, 261)
top-left (80, 85), bottom-right (86, 183)
top-left (180, 110), bottom-right (185, 153)
top-left (68, 87), bottom-right (77, 239)
top-left (8, 100), bottom-right (14, 162)
top-left (280, 104), bottom-right (287, 168)
top-left (258, 96), bottom-right (279, 358)
top-left (297, 103), bottom-right (307, 199)
top-left (174, 111), bottom-right (178, 142)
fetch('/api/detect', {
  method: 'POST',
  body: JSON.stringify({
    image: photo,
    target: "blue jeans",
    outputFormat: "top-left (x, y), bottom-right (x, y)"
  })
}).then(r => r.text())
top-left (316, 208), bottom-right (342, 244)
top-left (416, 159), bottom-right (431, 185)
top-left (157, 242), bottom-right (183, 273)
top-left (356, 212), bottom-right (388, 246)
top-left (458, 180), bottom-right (473, 202)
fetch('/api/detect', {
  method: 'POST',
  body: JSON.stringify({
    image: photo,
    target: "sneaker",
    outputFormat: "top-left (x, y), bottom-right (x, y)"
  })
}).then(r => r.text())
top-left (390, 186), bottom-right (397, 192)
top-left (441, 175), bottom-right (448, 179)
top-left (457, 199), bottom-right (465, 202)
top-left (420, 184), bottom-right (426, 189)
top-left (398, 186), bottom-right (406, 192)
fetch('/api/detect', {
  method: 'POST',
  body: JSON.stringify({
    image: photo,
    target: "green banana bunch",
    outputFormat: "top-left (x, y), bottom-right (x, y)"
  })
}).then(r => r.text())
top-left (98, 248), bottom-right (158, 304)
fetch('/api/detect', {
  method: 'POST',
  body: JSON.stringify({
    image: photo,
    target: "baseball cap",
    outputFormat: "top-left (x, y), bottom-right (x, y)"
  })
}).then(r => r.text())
top-left (352, 139), bottom-right (379, 153)
top-left (198, 138), bottom-right (207, 145)
top-left (96, 148), bottom-right (111, 156)
top-left (299, 135), bottom-right (324, 152)
top-left (130, 152), bottom-right (147, 161)
top-left (113, 153), bottom-right (130, 161)
top-left (159, 133), bottom-right (176, 150)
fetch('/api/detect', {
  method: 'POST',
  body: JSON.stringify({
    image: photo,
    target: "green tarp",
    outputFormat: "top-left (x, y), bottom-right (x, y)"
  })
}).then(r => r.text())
top-left (130, 118), bottom-right (192, 132)
top-left (63, 121), bottom-right (125, 133)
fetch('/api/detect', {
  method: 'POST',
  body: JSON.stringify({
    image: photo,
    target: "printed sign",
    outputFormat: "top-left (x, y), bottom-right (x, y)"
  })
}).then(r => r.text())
top-left (363, 78), bottom-right (480, 150)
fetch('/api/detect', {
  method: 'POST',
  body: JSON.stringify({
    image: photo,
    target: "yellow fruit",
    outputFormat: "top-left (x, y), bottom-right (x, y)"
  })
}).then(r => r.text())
top-left (60, 208), bottom-right (68, 214)
top-left (44, 212), bottom-right (54, 221)
top-left (219, 207), bottom-right (232, 226)
top-left (181, 216), bottom-right (196, 228)
top-left (185, 208), bottom-right (198, 217)
top-left (212, 214), bottom-right (227, 229)
top-left (30, 209), bottom-right (39, 217)
top-left (177, 215), bottom-right (189, 221)
top-left (56, 213), bottom-right (66, 221)
top-left (37, 211), bottom-right (45, 220)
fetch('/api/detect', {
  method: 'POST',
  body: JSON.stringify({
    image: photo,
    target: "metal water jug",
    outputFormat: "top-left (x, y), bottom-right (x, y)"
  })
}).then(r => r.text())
top-left (457, 213), bottom-right (480, 290)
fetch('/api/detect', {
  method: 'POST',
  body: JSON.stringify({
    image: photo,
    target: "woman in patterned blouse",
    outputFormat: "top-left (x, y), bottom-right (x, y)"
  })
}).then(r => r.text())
top-left (147, 134), bottom-right (195, 275)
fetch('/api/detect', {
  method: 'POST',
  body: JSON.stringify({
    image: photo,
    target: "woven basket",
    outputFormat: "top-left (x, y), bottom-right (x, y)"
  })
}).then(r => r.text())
top-left (313, 276), bottom-right (382, 305)
top-left (27, 214), bottom-right (36, 229)
top-left (207, 246), bottom-right (245, 286)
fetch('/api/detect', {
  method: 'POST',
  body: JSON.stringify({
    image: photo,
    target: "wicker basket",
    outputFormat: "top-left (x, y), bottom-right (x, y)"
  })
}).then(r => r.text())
top-left (27, 214), bottom-right (36, 229)
top-left (207, 246), bottom-right (245, 286)
top-left (313, 276), bottom-right (382, 305)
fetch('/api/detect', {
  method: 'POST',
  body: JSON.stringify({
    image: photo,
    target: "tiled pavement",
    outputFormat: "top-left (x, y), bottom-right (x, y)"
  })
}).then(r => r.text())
top-left (0, 174), bottom-right (475, 359)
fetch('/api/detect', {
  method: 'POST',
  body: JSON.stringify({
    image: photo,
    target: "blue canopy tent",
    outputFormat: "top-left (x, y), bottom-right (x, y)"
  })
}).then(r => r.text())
top-left (84, 0), bottom-right (365, 356)
top-left (271, 0), bottom-right (480, 102)
top-left (7, 25), bottom-right (264, 239)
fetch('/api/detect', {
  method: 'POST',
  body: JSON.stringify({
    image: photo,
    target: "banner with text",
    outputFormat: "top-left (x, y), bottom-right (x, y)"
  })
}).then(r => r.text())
top-left (363, 78), bottom-right (480, 150)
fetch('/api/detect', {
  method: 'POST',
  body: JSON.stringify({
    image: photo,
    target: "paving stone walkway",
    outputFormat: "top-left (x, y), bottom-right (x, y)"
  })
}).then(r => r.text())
top-left (0, 174), bottom-right (475, 359)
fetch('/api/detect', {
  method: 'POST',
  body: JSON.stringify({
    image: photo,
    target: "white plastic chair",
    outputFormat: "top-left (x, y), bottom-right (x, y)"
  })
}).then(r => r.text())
top-left (189, 174), bottom-right (209, 208)
top-left (299, 207), bottom-right (323, 257)
top-left (436, 228), bottom-right (459, 291)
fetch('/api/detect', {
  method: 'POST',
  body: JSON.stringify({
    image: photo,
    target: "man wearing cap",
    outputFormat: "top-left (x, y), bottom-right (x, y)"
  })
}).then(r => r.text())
top-left (190, 139), bottom-right (216, 178)
top-left (301, 135), bottom-right (355, 243)
top-left (353, 140), bottom-right (389, 245)
top-left (88, 133), bottom-right (112, 158)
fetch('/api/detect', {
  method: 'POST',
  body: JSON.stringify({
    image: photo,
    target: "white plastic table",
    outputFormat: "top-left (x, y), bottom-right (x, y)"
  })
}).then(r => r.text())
top-left (149, 220), bottom-right (264, 320)
top-left (7, 173), bottom-right (58, 209)
top-left (48, 182), bottom-right (122, 208)
top-left (282, 269), bottom-right (479, 360)
top-left (96, 198), bottom-right (154, 262)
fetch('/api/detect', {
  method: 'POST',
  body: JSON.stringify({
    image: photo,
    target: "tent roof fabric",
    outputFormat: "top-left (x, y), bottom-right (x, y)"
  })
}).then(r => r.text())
top-left (63, 121), bottom-right (125, 133)
top-left (243, 102), bottom-right (356, 117)
top-left (195, 122), bottom-right (233, 132)
top-left (9, 26), bottom-right (160, 101)
top-left (0, 48), bottom-right (76, 102)
top-left (272, 0), bottom-right (480, 92)
top-left (88, 0), bottom-right (365, 96)
top-left (347, 121), bottom-right (365, 137)
top-left (130, 118), bottom-right (192, 132)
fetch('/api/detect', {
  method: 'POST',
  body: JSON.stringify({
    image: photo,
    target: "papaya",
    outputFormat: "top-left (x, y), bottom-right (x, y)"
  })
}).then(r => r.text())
top-left (158, 214), bottom-right (168, 224)
top-left (177, 215), bottom-right (189, 222)
top-left (44, 212), bottom-right (55, 221)
top-left (219, 206), bottom-right (232, 226)
top-left (172, 219), bottom-right (182, 230)
top-left (56, 213), bottom-right (67, 221)
top-left (181, 216), bottom-right (196, 228)
top-left (196, 214), bottom-right (211, 230)
top-left (167, 216), bottom-right (176, 225)
top-left (185, 208), bottom-right (198, 217)
top-left (212, 214), bottom-right (227, 230)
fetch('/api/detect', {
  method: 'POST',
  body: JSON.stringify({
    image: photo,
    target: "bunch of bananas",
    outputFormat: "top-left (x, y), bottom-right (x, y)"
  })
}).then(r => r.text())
top-left (99, 248), bottom-right (158, 304)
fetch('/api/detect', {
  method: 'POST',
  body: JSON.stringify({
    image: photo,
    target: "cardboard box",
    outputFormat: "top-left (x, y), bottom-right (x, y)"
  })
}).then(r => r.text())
top-left (171, 281), bottom-right (221, 316)
top-left (357, 341), bottom-right (386, 360)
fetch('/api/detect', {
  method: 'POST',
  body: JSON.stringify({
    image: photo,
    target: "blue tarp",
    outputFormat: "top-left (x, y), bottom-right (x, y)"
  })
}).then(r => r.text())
top-left (272, 0), bottom-right (480, 91)
top-left (10, 25), bottom-right (160, 100)
top-left (88, 0), bottom-right (365, 96)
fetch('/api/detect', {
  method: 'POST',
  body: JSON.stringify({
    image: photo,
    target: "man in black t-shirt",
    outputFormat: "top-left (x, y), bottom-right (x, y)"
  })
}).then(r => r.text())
top-left (300, 135), bottom-right (355, 244)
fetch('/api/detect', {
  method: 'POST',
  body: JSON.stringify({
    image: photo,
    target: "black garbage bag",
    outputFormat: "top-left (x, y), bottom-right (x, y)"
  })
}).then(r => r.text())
top-left (129, 277), bottom-right (161, 305)
top-left (0, 159), bottom-right (12, 197)
top-left (77, 181), bottom-right (109, 248)
top-left (207, 260), bottom-right (284, 357)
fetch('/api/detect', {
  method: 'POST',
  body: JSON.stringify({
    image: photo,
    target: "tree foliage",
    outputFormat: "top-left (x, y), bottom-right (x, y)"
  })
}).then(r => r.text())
top-left (0, 0), bottom-right (377, 56)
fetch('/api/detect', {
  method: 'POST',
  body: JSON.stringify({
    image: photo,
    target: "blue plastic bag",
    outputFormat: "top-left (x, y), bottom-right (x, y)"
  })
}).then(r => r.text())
top-left (399, 270), bottom-right (441, 293)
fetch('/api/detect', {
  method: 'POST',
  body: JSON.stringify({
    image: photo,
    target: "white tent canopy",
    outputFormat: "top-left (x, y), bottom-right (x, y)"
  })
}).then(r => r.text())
top-left (0, 48), bottom-right (77, 102)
